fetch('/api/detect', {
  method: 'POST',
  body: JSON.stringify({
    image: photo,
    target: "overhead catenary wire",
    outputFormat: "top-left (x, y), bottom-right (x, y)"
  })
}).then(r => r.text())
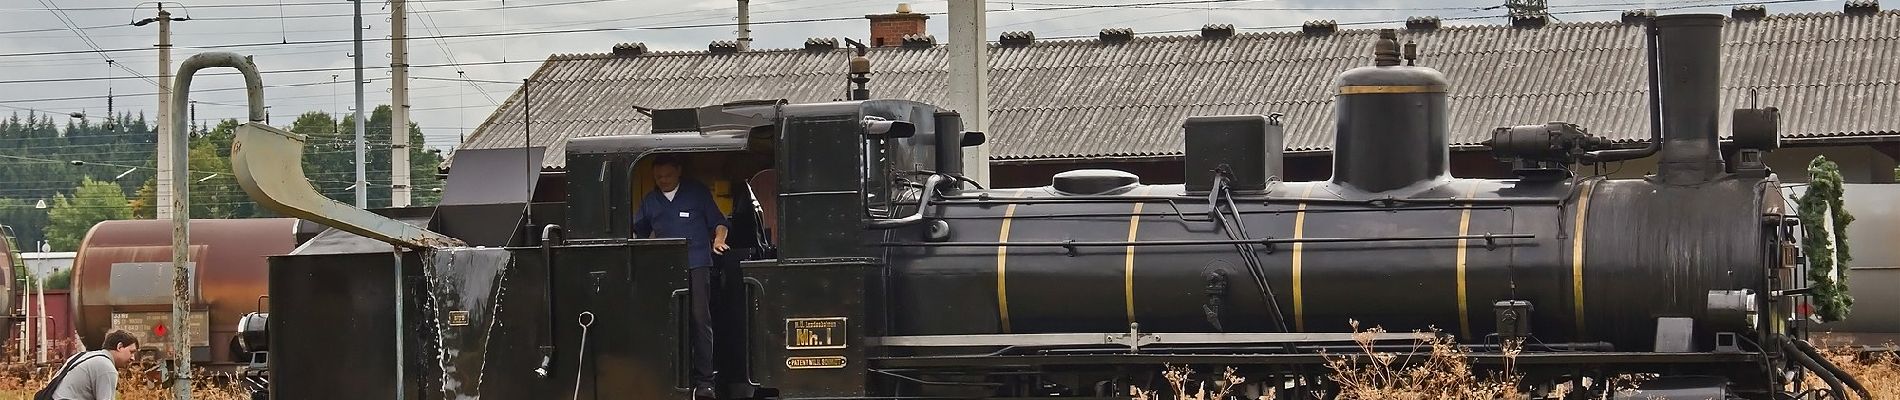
top-left (34, 0), bottom-right (162, 88)
top-left (0, 0), bottom-right (1523, 60)
top-left (408, 0), bottom-right (501, 106)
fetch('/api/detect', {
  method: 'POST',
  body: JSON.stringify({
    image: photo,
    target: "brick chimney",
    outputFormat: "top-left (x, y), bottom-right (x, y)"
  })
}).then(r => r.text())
top-left (866, 3), bottom-right (928, 48)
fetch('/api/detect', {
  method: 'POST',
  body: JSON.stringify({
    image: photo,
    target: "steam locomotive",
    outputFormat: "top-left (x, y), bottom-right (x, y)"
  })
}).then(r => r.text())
top-left (225, 13), bottom-right (1867, 400)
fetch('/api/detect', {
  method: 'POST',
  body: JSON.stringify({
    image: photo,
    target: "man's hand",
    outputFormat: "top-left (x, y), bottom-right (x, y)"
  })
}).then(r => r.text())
top-left (712, 241), bottom-right (730, 255)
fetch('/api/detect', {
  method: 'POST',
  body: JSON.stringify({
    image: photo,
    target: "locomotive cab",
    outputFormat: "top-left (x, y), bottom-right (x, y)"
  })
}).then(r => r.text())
top-left (561, 99), bottom-right (974, 256)
top-left (552, 98), bottom-right (977, 399)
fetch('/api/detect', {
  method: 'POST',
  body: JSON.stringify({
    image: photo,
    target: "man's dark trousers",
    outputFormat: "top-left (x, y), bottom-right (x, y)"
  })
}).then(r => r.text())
top-left (690, 265), bottom-right (718, 390)
top-left (691, 247), bottom-right (750, 392)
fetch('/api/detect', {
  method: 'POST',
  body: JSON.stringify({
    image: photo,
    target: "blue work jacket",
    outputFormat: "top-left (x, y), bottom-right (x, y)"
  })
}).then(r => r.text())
top-left (633, 179), bottom-right (730, 268)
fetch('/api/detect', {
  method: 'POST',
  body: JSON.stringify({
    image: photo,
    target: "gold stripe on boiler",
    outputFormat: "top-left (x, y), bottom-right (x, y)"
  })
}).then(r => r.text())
top-left (1124, 187), bottom-right (1152, 325)
top-left (995, 189), bottom-right (1027, 333)
top-left (1291, 185), bottom-right (1316, 332)
top-left (1570, 180), bottom-right (1596, 333)
top-left (1455, 182), bottom-right (1479, 341)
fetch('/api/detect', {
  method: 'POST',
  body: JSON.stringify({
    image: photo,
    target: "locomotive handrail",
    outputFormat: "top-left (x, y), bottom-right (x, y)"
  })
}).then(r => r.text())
top-left (867, 331), bottom-right (1423, 353)
top-left (868, 174), bottom-right (949, 229)
top-left (927, 205), bottom-right (1516, 220)
top-left (881, 233), bottom-right (1534, 254)
top-left (937, 194), bottom-right (1568, 205)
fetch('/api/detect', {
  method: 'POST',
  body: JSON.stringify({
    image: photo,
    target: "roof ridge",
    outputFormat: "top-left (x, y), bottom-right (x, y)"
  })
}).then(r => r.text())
top-left (542, 9), bottom-right (1895, 59)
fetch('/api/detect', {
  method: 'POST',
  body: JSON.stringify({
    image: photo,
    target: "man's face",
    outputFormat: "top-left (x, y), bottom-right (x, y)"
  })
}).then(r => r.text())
top-left (107, 342), bottom-right (137, 367)
top-left (654, 163), bottom-right (682, 193)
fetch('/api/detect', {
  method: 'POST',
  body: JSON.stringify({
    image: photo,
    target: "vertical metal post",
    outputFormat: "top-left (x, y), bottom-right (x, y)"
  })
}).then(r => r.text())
top-left (35, 271), bottom-right (46, 363)
top-left (157, 6), bottom-right (175, 219)
top-left (171, 51), bottom-right (266, 400)
top-left (21, 275), bottom-right (31, 363)
top-left (523, 79), bottom-right (533, 206)
top-left (391, 0), bottom-right (412, 208)
top-left (947, 0), bottom-right (990, 186)
top-left (736, 0), bottom-right (752, 51)
top-left (353, 0), bottom-right (369, 208)
top-left (393, 246), bottom-right (405, 400)
top-left (169, 53), bottom-right (194, 400)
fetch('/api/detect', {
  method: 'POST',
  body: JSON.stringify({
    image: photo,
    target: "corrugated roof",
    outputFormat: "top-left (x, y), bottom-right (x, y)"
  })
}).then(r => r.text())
top-left (458, 10), bottom-right (1900, 169)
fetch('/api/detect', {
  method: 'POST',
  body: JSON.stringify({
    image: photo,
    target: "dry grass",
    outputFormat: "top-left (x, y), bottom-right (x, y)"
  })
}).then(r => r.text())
top-left (1809, 337), bottom-right (1900, 400)
top-left (0, 362), bottom-right (250, 400)
top-left (1320, 321), bottom-right (1532, 400)
top-left (0, 336), bottom-right (249, 400)
top-left (1120, 322), bottom-right (1900, 400)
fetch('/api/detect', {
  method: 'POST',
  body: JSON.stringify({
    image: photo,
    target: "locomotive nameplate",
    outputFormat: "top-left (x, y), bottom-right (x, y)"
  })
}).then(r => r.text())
top-left (785, 356), bottom-right (847, 369)
top-left (786, 317), bottom-right (847, 350)
top-left (447, 310), bottom-right (470, 327)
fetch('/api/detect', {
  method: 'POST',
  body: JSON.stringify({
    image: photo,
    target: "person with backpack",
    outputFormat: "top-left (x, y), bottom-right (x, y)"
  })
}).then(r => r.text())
top-left (38, 330), bottom-right (139, 400)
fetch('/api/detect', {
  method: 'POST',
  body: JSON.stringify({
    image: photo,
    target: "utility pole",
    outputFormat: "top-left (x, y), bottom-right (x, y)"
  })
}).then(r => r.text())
top-left (391, 0), bottom-right (412, 207)
top-left (947, 0), bottom-right (990, 186)
top-left (353, 0), bottom-right (368, 208)
top-left (736, 0), bottom-right (753, 51)
top-left (134, 5), bottom-right (188, 219)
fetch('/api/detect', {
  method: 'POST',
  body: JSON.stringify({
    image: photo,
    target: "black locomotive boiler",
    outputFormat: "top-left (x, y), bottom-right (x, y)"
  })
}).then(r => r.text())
top-left (236, 13), bottom-right (1867, 400)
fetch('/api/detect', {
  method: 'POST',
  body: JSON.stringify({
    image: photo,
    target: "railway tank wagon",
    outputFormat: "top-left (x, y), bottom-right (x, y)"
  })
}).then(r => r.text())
top-left (232, 13), bottom-right (1870, 400)
top-left (0, 226), bottom-right (20, 347)
top-left (71, 218), bottom-right (300, 369)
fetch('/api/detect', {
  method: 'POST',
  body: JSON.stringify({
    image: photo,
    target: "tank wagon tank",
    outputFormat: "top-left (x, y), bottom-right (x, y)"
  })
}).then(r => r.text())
top-left (226, 13), bottom-right (1871, 400)
top-left (70, 218), bottom-right (300, 369)
top-left (0, 225), bottom-right (20, 347)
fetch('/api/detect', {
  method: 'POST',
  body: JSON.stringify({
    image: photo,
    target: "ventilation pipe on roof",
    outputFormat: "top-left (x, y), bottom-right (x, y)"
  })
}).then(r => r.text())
top-left (1731, 5), bottom-right (1767, 20)
top-left (901, 34), bottom-right (937, 48)
top-left (611, 42), bottom-right (648, 57)
top-left (999, 31), bottom-right (1036, 47)
top-left (1200, 24), bottom-right (1235, 40)
top-left (1845, 0), bottom-right (1879, 15)
top-left (804, 37), bottom-right (838, 52)
top-left (1301, 20), bottom-right (1337, 36)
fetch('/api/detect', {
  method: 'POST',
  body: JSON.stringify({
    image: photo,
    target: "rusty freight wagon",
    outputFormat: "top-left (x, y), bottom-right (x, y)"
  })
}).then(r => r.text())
top-left (70, 218), bottom-right (303, 370)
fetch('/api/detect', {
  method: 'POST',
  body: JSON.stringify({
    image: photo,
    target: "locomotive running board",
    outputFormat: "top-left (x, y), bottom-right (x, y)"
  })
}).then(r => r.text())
top-left (868, 331), bottom-right (1419, 352)
top-left (231, 122), bottom-right (465, 249)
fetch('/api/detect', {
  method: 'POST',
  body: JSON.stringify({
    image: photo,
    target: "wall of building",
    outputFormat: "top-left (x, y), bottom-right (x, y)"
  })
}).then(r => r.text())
top-left (21, 252), bottom-right (75, 278)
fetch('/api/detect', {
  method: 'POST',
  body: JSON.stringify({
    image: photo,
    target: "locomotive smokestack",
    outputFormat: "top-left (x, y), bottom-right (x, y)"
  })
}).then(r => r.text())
top-left (1328, 29), bottom-right (1450, 193)
top-left (1652, 14), bottom-right (1726, 185)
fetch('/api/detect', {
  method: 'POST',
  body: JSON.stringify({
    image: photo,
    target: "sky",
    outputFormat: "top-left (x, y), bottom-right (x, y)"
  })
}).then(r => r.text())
top-left (0, 0), bottom-right (1859, 151)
